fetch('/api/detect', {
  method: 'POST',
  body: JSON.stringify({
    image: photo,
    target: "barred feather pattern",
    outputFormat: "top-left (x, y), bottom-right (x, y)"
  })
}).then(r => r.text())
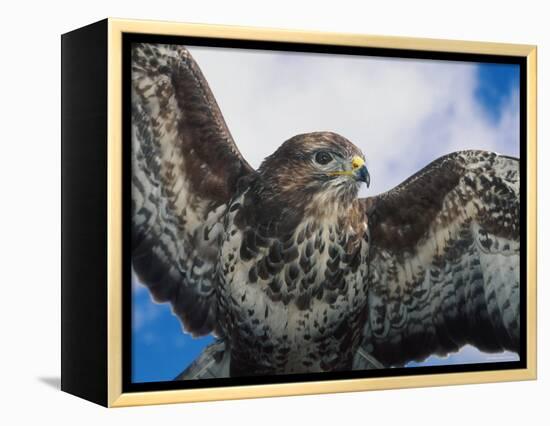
top-left (359, 151), bottom-right (520, 366)
top-left (131, 43), bottom-right (252, 336)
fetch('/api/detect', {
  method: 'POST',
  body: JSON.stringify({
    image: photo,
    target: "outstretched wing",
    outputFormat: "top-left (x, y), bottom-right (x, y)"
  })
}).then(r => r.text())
top-left (359, 151), bottom-right (519, 366)
top-left (132, 43), bottom-right (253, 336)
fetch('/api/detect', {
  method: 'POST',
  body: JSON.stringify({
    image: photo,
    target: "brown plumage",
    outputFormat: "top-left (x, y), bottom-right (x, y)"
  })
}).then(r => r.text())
top-left (131, 43), bottom-right (520, 378)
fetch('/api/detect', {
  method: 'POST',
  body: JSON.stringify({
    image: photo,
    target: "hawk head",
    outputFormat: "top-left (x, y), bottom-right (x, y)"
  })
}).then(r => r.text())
top-left (257, 132), bottom-right (370, 207)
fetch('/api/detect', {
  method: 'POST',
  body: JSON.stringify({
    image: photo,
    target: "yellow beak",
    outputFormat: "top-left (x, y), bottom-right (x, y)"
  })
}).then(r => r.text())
top-left (351, 156), bottom-right (365, 170)
top-left (327, 156), bottom-right (370, 187)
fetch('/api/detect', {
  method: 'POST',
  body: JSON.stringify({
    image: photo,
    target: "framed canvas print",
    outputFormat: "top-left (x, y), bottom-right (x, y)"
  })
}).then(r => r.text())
top-left (61, 18), bottom-right (537, 407)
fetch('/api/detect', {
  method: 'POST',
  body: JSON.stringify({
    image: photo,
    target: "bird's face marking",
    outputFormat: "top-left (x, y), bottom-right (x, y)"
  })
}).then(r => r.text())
top-left (258, 131), bottom-right (370, 203)
top-left (323, 154), bottom-right (370, 188)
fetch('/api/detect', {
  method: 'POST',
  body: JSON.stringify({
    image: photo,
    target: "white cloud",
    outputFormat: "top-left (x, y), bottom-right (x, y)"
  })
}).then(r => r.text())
top-left (188, 46), bottom-right (519, 198)
top-left (406, 344), bottom-right (519, 367)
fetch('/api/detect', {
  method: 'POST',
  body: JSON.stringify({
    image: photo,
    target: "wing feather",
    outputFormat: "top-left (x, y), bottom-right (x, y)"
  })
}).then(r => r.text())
top-left (359, 151), bottom-right (520, 366)
top-left (131, 43), bottom-right (253, 336)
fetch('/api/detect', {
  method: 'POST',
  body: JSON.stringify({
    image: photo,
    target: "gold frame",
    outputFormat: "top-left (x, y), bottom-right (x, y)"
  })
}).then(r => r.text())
top-left (106, 17), bottom-right (537, 407)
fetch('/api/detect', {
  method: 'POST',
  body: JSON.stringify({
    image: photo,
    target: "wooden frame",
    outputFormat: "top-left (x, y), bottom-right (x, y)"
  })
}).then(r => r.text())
top-left (61, 18), bottom-right (537, 407)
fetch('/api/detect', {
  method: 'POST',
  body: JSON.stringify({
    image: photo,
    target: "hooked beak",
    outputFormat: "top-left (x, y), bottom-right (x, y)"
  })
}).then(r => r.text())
top-left (327, 155), bottom-right (371, 188)
top-left (355, 165), bottom-right (370, 187)
top-left (352, 156), bottom-right (370, 188)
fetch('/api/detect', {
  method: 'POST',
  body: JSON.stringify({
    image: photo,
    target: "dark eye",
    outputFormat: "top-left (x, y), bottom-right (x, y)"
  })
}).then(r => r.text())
top-left (315, 151), bottom-right (333, 165)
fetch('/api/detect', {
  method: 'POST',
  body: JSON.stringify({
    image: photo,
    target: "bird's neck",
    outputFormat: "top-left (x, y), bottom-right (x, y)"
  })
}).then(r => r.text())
top-left (304, 190), bottom-right (360, 223)
top-left (234, 178), bottom-right (363, 241)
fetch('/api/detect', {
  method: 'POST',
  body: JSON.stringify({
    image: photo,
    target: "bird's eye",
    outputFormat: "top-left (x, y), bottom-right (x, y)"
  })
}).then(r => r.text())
top-left (314, 151), bottom-right (333, 165)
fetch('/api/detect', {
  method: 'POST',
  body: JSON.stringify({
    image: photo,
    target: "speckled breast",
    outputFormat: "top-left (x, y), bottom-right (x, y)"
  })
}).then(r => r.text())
top-left (216, 193), bottom-right (371, 376)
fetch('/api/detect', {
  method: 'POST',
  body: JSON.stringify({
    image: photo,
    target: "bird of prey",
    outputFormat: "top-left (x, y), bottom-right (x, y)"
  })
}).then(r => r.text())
top-left (131, 43), bottom-right (520, 379)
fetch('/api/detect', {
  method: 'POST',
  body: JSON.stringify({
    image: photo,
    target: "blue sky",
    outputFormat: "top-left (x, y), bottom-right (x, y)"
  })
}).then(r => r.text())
top-left (132, 276), bottom-right (214, 382)
top-left (475, 63), bottom-right (520, 123)
top-left (132, 48), bottom-right (520, 383)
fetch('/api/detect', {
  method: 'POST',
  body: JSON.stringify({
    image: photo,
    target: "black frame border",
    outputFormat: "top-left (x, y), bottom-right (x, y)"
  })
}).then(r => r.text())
top-left (122, 32), bottom-right (528, 394)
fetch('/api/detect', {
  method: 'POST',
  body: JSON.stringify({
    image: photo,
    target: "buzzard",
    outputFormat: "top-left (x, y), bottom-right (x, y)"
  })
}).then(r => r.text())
top-left (131, 43), bottom-right (520, 379)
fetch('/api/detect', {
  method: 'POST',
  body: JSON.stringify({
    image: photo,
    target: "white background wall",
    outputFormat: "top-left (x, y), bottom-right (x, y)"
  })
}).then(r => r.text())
top-left (0, 0), bottom-right (546, 424)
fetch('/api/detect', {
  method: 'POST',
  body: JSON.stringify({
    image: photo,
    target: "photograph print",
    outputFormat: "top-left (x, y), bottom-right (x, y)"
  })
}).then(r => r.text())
top-left (129, 39), bottom-right (522, 385)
